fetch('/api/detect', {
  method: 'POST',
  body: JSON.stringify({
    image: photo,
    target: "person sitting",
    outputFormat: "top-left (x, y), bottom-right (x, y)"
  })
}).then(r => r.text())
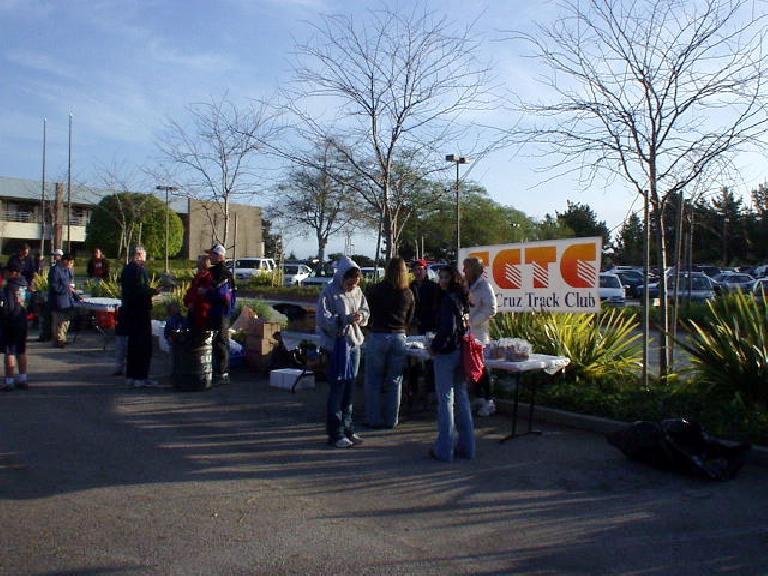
top-left (364, 257), bottom-right (414, 429)
top-left (429, 265), bottom-right (475, 463)
top-left (163, 301), bottom-right (188, 342)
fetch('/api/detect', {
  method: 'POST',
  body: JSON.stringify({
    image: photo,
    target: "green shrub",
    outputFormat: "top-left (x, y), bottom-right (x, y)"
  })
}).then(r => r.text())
top-left (677, 292), bottom-right (768, 409)
top-left (491, 309), bottom-right (643, 383)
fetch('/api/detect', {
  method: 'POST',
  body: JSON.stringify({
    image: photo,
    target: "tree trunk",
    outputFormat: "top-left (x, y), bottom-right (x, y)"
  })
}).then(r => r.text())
top-left (651, 192), bottom-right (670, 381)
top-left (223, 196), bottom-right (230, 252)
top-left (317, 234), bottom-right (327, 263)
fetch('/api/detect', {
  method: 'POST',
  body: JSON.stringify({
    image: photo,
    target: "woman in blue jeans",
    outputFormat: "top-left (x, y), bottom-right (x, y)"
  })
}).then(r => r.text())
top-left (429, 266), bottom-right (476, 462)
top-left (364, 257), bottom-right (415, 428)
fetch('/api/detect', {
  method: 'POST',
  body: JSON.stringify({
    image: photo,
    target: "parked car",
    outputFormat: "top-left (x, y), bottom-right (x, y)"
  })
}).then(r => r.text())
top-left (360, 266), bottom-right (385, 281)
top-left (230, 257), bottom-right (276, 280)
top-left (608, 265), bottom-right (642, 274)
top-left (753, 264), bottom-right (768, 279)
top-left (752, 278), bottom-right (768, 300)
top-left (302, 272), bottom-right (335, 287)
top-left (598, 273), bottom-right (626, 307)
top-left (712, 272), bottom-right (755, 294)
top-left (637, 273), bottom-right (716, 303)
top-left (282, 263), bottom-right (312, 286)
top-left (614, 270), bottom-right (644, 298)
top-left (692, 265), bottom-right (721, 279)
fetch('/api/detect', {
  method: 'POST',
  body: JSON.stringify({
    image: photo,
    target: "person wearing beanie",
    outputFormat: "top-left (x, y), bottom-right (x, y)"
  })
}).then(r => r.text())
top-left (316, 256), bottom-right (369, 448)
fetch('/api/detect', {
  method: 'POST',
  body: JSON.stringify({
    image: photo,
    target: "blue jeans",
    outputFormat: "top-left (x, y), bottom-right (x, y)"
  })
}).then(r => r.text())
top-left (433, 350), bottom-right (476, 462)
top-left (364, 332), bottom-right (407, 428)
top-left (326, 345), bottom-right (361, 442)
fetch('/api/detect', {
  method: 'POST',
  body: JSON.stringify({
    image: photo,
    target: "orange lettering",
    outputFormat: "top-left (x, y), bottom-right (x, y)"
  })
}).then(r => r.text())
top-left (492, 248), bottom-right (522, 289)
top-left (525, 247), bottom-right (557, 289)
top-left (560, 242), bottom-right (598, 288)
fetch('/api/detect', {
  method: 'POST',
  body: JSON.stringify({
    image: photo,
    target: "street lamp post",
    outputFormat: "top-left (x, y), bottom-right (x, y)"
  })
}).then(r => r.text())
top-left (156, 186), bottom-right (178, 274)
top-left (445, 154), bottom-right (470, 263)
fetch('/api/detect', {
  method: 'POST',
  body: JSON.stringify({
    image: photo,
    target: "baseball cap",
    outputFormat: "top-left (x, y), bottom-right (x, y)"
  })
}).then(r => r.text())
top-left (52, 248), bottom-right (64, 256)
top-left (208, 244), bottom-right (226, 256)
top-left (6, 262), bottom-right (21, 274)
top-left (62, 252), bottom-right (74, 261)
top-left (414, 259), bottom-right (428, 269)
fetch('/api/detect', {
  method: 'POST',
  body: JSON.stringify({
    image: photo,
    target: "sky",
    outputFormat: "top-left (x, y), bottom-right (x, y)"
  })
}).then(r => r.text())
top-left (1, 0), bottom-right (766, 259)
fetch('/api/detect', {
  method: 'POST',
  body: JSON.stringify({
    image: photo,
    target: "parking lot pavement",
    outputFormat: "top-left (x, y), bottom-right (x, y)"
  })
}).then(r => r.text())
top-left (1, 333), bottom-right (767, 575)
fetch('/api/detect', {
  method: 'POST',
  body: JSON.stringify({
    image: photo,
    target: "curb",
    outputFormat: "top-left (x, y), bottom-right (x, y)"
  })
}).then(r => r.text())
top-left (496, 399), bottom-right (768, 467)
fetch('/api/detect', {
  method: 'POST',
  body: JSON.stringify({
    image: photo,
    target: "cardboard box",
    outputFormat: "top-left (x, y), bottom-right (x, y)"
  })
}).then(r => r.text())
top-left (246, 336), bottom-right (277, 355)
top-left (270, 368), bottom-right (315, 390)
top-left (251, 320), bottom-right (281, 340)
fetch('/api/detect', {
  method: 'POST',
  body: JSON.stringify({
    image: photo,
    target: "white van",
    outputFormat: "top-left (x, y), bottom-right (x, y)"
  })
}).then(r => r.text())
top-left (230, 257), bottom-right (276, 280)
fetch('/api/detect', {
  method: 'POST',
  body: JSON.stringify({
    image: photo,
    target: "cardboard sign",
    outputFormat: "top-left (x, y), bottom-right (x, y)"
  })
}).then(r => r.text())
top-left (459, 237), bottom-right (602, 313)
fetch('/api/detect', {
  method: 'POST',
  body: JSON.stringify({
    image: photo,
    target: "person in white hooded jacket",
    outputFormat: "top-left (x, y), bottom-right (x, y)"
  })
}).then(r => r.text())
top-left (317, 256), bottom-right (370, 448)
top-left (463, 257), bottom-right (498, 416)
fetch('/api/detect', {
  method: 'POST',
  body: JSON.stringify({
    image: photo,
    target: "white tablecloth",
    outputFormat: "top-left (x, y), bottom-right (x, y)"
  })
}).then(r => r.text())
top-left (75, 297), bottom-right (122, 312)
top-left (486, 354), bottom-right (570, 375)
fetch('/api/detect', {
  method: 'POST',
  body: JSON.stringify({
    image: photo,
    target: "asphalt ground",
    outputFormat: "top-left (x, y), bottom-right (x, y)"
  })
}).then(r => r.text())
top-left (1, 333), bottom-right (767, 575)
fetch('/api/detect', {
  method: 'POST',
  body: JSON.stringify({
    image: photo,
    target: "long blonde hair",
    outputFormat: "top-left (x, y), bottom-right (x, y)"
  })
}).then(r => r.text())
top-left (384, 257), bottom-right (409, 290)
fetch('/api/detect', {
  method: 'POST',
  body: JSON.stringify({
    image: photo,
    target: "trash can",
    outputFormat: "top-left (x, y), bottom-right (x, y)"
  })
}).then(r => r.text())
top-left (171, 330), bottom-right (214, 391)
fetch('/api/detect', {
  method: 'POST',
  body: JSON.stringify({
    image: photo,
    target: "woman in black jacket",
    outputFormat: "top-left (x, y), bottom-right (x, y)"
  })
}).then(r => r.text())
top-left (429, 265), bottom-right (475, 462)
top-left (364, 257), bottom-right (415, 429)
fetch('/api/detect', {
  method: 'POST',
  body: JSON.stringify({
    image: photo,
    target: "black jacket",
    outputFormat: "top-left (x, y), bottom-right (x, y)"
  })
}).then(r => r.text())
top-left (367, 282), bottom-right (415, 333)
top-left (410, 278), bottom-right (440, 334)
top-left (430, 289), bottom-right (468, 354)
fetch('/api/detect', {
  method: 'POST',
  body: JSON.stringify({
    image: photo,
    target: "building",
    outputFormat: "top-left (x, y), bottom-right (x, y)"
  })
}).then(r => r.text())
top-left (0, 176), bottom-right (265, 259)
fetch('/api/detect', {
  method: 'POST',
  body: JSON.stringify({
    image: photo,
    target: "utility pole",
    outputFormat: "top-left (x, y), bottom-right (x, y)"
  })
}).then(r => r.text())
top-left (66, 113), bottom-right (72, 254)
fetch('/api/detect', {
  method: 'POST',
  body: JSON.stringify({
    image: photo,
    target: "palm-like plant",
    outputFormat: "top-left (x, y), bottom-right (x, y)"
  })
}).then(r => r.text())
top-left (677, 292), bottom-right (768, 409)
top-left (491, 310), bottom-right (643, 383)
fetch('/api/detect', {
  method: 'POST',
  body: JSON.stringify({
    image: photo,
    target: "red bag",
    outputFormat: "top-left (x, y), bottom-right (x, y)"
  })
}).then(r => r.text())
top-left (463, 332), bottom-right (485, 383)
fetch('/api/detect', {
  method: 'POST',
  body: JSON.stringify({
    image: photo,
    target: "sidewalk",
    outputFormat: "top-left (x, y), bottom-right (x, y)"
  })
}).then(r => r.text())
top-left (1, 332), bottom-right (767, 575)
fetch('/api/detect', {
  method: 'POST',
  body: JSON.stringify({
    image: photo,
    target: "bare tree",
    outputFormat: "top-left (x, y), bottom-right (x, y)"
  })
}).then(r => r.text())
top-left (269, 139), bottom-right (357, 262)
top-left (510, 0), bottom-right (768, 378)
top-left (287, 5), bottom-right (496, 259)
top-left (157, 95), bottom-right (280, 250)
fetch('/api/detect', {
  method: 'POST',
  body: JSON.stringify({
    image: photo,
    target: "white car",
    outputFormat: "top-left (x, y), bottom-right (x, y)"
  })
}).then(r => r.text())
top-left (360, 266), bottom-right (385, 281)
top-left (598, 272), bottom-right (627, 307)
top-left (230, 257), bottom-right (276, 280)
top-left (282, 263), bottom-right (312, 286)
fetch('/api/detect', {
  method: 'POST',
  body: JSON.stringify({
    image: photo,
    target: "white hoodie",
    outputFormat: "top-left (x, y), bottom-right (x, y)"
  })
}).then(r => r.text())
top-left (316, 256), bottom-right (370, 350)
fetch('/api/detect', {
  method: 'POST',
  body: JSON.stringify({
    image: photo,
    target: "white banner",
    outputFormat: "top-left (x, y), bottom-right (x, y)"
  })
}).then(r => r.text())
top-left (459, 237), bottom-right (602, 313)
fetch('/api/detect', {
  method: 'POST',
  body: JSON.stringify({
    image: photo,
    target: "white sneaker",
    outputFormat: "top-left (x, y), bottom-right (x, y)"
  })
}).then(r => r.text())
top-left (142, 379), bottom-right (160, 388)
top-left (335, 437), bottom-right (354, 448)
top-left (131, 379), bottom-right (145, 388)
top-left (476, 399), bottom-right (491, 417)
top-left (487, 399), bottom-right (496, 416)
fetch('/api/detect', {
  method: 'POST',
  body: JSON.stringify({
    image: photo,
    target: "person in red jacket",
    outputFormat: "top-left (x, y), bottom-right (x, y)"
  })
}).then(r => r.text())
top-left (184, 255), bottom-right (213, 330)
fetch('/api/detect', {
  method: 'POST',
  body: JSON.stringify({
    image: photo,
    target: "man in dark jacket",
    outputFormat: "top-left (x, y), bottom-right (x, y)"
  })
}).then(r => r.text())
top-left (409, 260), bottom-right (440, 335)
top-left (48, 251), bottom-right (75, 348)
top-left (205, 244), bottom-right (235, 386)
top-left (7, 243), bottom-right (37, 286)
top-left (0, 263), bottom-right (29, 391)
top-left (121, 246), bottom-right (158, 387)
